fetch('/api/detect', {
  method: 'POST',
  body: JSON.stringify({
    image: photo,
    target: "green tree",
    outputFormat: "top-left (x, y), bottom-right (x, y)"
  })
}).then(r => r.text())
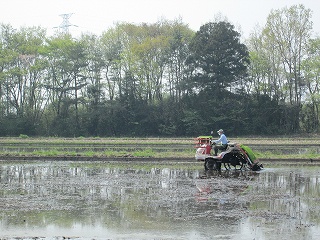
top-left (42, 34), bottom-right (88, 136)
top-left (301, 37), bottom-right (320, 131)
top-left (187, 21), bottom-right (249, 94)
top-left (182, 21), bottom-right (250, 135)
top-left (247, 27), bottom-right (284, 101)
top-left (98, 21), bottom-right (194, 136)
top-left (100, 26), bottom-right (124, 101)
top-left (0, 25), bottom-right (47, 135)
top-left (0, 24), bottom-right (17, 119)
top-left (263, 4), bottom-right (312, 132)
top-left (166, 20), bottom-right (194, 103)
top-left (79, 34), bottom-right (106, 136)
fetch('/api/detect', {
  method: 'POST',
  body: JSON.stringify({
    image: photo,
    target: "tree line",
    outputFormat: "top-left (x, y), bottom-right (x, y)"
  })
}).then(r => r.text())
top-left (0, 4), bottom-right (318, 137)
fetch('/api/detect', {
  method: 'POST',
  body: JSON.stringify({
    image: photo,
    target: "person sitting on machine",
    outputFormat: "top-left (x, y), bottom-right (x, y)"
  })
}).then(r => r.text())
top-left (211, 129), bottom-right (228, 156)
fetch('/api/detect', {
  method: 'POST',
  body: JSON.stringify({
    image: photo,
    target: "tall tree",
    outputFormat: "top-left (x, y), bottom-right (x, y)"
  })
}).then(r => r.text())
top-left (264, 4), bottom-right (312, 105)
top-left (257, 4), bottom-right (312, 132)
top-left (181, 21), bottom-right (250, 135)
top-left (247, 27), bottom-right (284, 101)
top-left (42, 34), bottom-right (88, 136)
top-left (166, 20), bottom-right (194, 103)
top-left (100, 26), bottom-right (124, 101)
top-left (0, 25), bottom-right (47, 135)
top-left (301, 37), bottom-right (320, 131)
top-left (187, 21), bottom-right (249, 94)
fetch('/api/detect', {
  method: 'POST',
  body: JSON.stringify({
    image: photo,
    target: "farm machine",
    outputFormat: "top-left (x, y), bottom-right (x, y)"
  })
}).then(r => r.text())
top-left (194, 135), bottom-right (263, 171)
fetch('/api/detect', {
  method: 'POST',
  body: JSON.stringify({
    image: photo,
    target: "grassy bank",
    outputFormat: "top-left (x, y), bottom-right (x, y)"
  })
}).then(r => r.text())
top-left (0, 136), bottom-right (318, 160)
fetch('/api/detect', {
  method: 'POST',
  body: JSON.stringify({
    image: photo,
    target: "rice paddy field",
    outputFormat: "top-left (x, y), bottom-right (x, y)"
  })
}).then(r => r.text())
top-left (0, 136), bottom-right (318, 161)
top-left (0, 136), bottom-right (320, 239)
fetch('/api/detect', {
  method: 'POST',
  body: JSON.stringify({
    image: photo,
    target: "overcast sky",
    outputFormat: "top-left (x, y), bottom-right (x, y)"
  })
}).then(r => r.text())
top-left (1, 0), bottom-right (320, 39)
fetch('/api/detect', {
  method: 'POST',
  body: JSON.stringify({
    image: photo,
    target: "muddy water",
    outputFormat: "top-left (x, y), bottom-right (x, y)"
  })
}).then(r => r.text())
top-left (0, 161), bottom-right (320, 240)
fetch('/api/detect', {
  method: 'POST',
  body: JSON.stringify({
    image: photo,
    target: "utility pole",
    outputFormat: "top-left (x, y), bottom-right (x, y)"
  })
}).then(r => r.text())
top-left (54, 13), bottom-right (77, 34)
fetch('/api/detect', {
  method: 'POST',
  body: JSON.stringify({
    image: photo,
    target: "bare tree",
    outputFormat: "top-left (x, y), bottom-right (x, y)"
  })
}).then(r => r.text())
top-left (264, 4), bottom-right (312, 106)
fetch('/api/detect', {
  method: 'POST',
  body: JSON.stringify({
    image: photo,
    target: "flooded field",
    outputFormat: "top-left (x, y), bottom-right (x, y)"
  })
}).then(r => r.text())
top-left (0, 160), bottom-right (320, 239)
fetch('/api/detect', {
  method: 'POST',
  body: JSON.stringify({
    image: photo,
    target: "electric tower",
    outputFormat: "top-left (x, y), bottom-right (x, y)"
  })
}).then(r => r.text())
top-left (55, 13), bottom-right (77, 34)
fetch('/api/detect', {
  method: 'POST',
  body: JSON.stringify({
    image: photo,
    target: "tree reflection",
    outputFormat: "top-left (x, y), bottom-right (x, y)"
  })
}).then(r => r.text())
top-left (0, 162), bottom-right (319, 239)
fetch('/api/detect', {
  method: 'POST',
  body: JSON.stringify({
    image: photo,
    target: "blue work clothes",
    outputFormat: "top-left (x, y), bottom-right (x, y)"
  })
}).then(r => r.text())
top-left (213, 134), bottom-right (228, 145)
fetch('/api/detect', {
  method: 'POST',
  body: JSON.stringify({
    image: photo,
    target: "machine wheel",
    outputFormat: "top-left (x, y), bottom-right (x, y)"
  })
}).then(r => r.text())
top-left (223, 162), bottom-right (231, 170)
top-left (235, 161), bottom-right (245, 170)
top-left (204, 158), bottom-right (220, 171)
top-left (224, 153), bottom-right (246, 170)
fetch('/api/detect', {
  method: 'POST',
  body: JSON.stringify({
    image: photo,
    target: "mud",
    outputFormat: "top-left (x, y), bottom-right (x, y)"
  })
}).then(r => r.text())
top-left (0, 160), bottom-right (320, 239)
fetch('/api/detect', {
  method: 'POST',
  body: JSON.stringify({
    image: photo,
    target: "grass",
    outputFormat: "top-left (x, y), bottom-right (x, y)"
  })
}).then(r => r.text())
top-left (0, 136), bottom-right (318, 160)
top-left (255, 152), bottom-right (319, 160)
top-left (0, 149), bottom-right (192, 158)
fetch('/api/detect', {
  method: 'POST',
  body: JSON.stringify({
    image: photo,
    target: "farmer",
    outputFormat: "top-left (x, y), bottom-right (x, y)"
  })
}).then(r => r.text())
top-left (212, 129), bottom-right (228, 156)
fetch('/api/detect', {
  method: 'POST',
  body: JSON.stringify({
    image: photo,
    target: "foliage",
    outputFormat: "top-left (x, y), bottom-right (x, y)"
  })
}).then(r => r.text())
top-left (247, 4), bottom-right (313, 133)
top-left (187, 21), bottom-right (249, 93)
top-left (0, 6), bottom-right (319, 137)
top-left (19, 134), bottom-right (29, 138)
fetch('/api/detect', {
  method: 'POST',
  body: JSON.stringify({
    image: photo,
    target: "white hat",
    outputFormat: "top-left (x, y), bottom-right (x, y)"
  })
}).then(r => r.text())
top-left (217, 129), bottom-right (224, 133)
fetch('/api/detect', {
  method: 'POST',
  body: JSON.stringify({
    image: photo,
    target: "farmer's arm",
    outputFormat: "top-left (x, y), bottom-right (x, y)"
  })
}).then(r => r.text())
top-left (214, 136), bottom-right (223, 144)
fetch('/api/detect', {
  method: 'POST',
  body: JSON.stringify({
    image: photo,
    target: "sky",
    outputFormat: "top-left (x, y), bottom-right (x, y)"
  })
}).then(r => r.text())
top-left (1, 0), bottom-right (320, 39)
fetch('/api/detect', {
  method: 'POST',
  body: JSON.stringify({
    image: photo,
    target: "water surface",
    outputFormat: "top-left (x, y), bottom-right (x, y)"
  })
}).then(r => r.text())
top-left (0, 161), bottom-right (319, 239)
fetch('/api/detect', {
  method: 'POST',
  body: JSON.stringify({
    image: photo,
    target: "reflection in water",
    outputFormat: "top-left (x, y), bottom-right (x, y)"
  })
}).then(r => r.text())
top-left (0, 162), bottom-right (319, 239)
